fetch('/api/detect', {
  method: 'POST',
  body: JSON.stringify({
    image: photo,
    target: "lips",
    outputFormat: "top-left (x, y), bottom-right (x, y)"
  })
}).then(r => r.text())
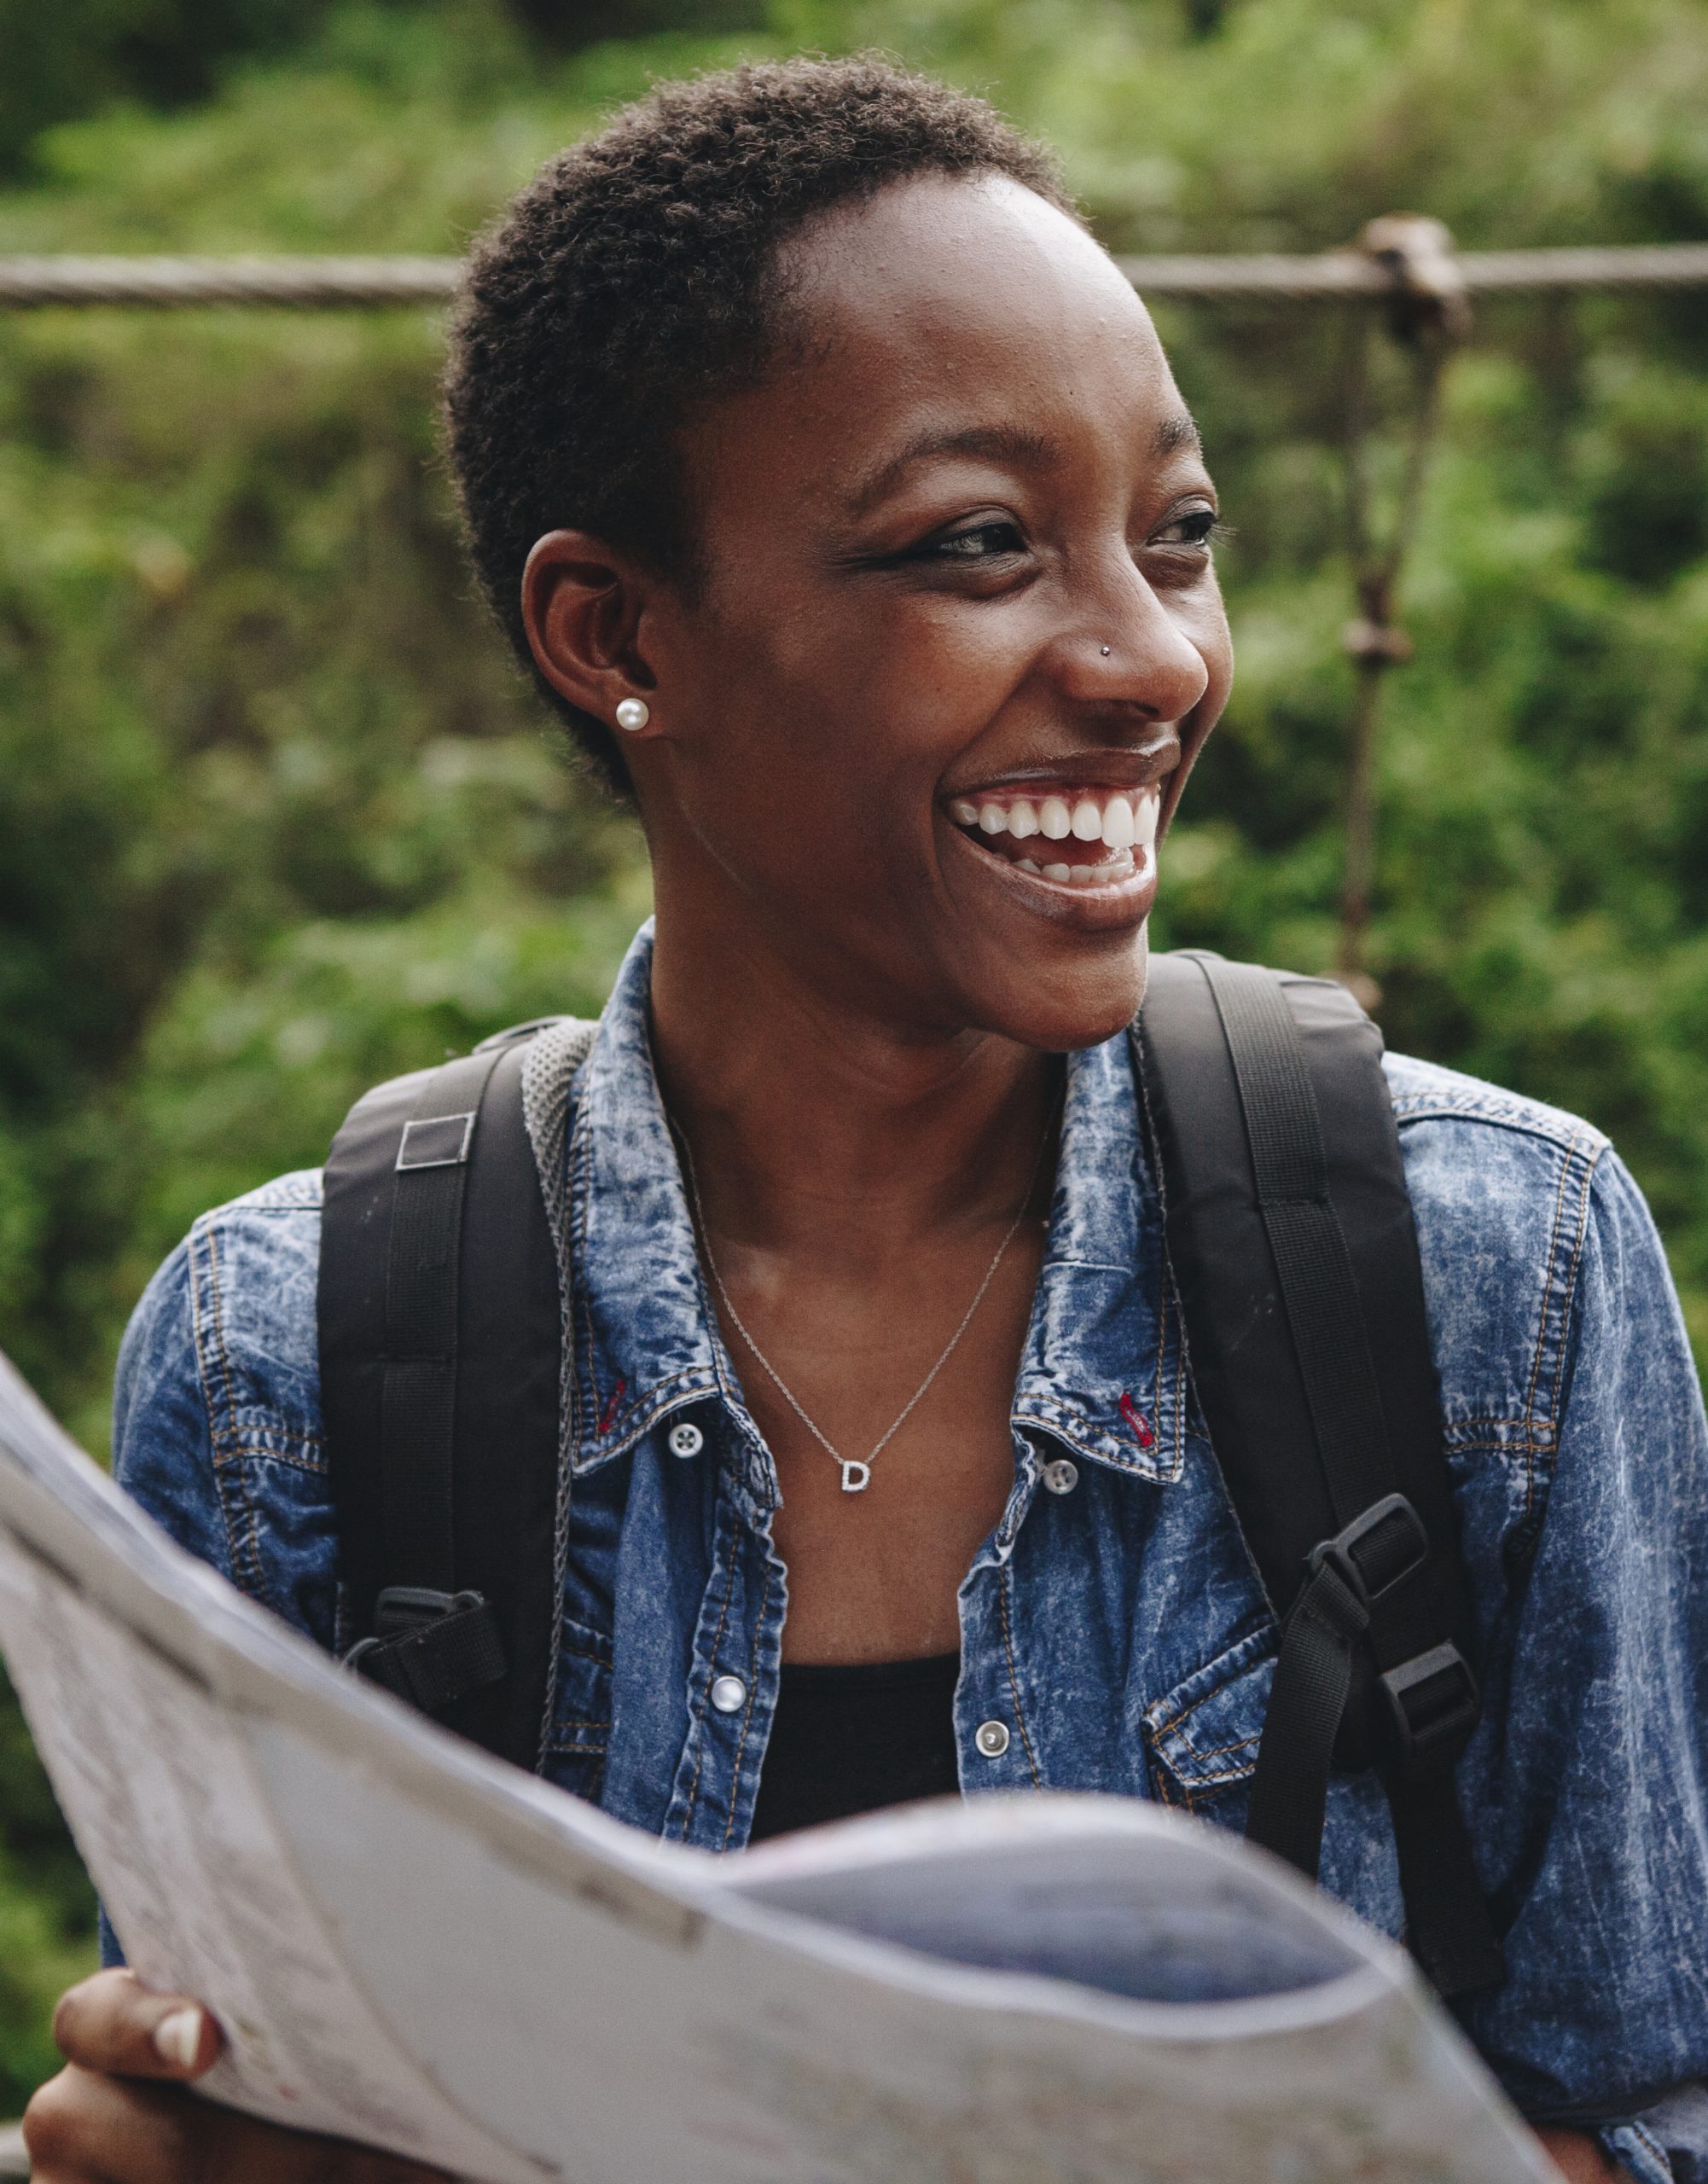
top-left (946, 785), bottom-right (1159, 889)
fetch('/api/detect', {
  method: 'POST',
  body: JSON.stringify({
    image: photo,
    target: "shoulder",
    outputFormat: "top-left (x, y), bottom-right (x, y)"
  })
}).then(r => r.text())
top-left (125, 1169), bottom-right (326, 1459)
top-left (1380, 1052), bottom-right (1694, 1536)
top-left (1381, 1055), bottom-right (1610, 1418)
top-left (1383, 1049), bottom-right (1610, 1161)
top-left (1382, 1053), bottom-right (1612, 1349)
top-left (114, 1170), bottom-right (333, 1634)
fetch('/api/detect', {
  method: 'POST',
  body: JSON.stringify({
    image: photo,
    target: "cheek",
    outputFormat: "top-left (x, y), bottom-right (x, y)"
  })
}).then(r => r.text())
top-left (698, 596), bottom-right (1008, 822)
top-left (1182, 580), bottom-right (1234, 697)
top-left (673, 630), bottom-right (939, 910)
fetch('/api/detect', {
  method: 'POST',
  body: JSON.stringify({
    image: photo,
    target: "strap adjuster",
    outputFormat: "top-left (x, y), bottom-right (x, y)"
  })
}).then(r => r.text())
top-left (341, 1587), bottom-right (506, 1713)
top-left (368, 1584), bottom-right (483, 1637)
top-left (1307, 1492), bottom-right (1430, 1608)
top-left (1380, 1642), bottom-right (1482, 1779)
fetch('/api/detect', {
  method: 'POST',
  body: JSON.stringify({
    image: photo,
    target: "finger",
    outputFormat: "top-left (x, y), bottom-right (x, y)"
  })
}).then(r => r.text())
top-left (24, 2063), bottom-right (199, 2184)
top-left (198, 2104), bottom-right (452, 2184)
top-left (26, 2065), bottom-right (450, 2184)
top-left (52, 1968), bottom-right (223, 2081)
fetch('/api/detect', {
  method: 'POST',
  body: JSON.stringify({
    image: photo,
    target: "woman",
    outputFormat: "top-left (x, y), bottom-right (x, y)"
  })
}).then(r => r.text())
top-left (23, 56), bottom-right (1707, 2184)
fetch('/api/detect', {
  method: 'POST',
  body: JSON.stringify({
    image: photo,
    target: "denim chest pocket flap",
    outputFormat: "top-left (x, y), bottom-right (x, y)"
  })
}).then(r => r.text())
top-left (1143, 1623), bottom-right (1277, 1815)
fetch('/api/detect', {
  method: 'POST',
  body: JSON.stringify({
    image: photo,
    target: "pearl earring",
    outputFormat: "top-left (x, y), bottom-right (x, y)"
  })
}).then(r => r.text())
top-left (615, 698), bottom-right (649, 732)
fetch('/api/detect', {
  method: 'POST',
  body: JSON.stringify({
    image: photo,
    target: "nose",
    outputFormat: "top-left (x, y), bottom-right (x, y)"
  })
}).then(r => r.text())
top-left (1051, 555), bottom-right (1211, 723)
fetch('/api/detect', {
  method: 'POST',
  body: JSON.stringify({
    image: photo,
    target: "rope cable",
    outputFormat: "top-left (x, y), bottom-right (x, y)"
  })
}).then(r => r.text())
top-left (1, 241), bottom-right (1706, 308)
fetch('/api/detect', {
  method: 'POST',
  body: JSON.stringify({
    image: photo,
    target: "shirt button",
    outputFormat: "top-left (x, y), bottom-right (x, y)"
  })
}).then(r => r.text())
top-left (1043, 1457), bottom-right (1078, 1496)
top-left (974, 1719), bottom-right (1010, 1759)
top-left (668, 1420), bottom-right (704, 1458)
top-left (710, 1675), bottom-right (747, 1714)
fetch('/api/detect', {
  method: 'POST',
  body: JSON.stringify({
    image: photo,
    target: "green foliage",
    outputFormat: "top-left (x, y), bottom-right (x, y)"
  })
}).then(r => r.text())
top-left (0, 0), bottom-right (333, 175)
top-left (1, 0), bottom-right (1706, 2111)
top-left (0, 0), bottom-right (767, 173)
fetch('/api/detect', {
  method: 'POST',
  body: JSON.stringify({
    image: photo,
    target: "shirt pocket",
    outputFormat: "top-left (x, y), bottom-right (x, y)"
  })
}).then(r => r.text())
top-left (546, 1613), bottom-right (614, 1805)
top-left (1143, 1623), bottom-right (1277, 1823)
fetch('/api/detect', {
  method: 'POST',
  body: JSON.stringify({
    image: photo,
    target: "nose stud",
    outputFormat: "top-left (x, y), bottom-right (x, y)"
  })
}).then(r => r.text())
top-left (1100, 645), bottom-right (1112, 657)
top-left (615, 697), bottom-right (649, 732)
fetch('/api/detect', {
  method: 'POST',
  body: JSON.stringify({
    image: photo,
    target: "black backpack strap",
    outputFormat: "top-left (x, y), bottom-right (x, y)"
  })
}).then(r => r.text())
top-left (318, 1016), bottom-right (591, 1769)
top-left (1136, 950), bottom-right (1504, 1998)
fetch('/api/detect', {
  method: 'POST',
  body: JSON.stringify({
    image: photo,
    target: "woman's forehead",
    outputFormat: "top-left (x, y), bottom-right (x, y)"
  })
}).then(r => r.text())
top-left (782, 171), bottom-right (1154, 368)
top-left (695, 175), bottom-right (1190, 508)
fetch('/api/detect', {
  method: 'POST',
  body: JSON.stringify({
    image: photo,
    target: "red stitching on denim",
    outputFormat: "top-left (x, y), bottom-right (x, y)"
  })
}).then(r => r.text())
top-left (596, 1379), bottom-right (627, 1436)
top-left (1118, 1391), bottom-right (1154, 1448)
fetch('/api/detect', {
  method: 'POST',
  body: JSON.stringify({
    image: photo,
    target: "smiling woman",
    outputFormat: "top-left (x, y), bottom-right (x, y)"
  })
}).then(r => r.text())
top-left (20, 54), bottom-right (1707, 2184)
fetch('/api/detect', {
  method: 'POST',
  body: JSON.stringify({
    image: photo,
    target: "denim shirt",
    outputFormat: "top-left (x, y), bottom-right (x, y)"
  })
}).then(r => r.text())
top-left (113, 925), bottom-right (1708, 2179)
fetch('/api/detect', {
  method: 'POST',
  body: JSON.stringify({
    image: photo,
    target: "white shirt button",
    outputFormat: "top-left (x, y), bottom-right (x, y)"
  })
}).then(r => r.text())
top-left (668, 1420), bottom-right (704, 1458)
top-left (1043, 1458), bottom-right (1078, 1496)
top-left (710, 1675), bottom-right (747, 1714)
top-left (974, 1719), bottom-right (1010, 1758)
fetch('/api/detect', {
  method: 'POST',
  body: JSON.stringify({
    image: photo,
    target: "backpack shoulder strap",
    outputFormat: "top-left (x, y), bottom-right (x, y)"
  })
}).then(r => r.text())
top-left (317, 1014), bottom-right (596, 1771)
top-left (1135, 950), bottom-right (1504, 1998)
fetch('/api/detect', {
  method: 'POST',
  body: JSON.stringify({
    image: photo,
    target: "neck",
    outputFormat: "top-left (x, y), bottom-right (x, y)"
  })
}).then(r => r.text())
top-left (648, 895), bottom-right (1058, 1264)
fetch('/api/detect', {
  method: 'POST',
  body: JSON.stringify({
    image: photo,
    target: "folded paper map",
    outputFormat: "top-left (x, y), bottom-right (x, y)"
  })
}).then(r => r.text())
top-left (0, 1351), bottom-right (1550, 2183)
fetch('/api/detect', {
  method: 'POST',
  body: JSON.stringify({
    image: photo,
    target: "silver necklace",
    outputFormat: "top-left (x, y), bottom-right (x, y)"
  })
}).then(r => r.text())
top-left (671, 1109), bottom-right (1056, 1494)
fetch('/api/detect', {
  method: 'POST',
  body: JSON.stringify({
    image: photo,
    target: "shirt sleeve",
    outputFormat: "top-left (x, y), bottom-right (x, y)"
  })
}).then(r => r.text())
top-left (1458, 1148), bottom-right (1708, 2141)
top-left (102, 1188), bottom-right (337, 1961)
top-left (102, 1238), bottom-right (226, 1967)
top-left (111, 1236), bottom-right (237, 1586)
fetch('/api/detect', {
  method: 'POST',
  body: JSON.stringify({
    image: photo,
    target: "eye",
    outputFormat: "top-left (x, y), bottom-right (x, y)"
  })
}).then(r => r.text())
top-left (922, 518), bottom-right (1026, 562)
top-left (1150, 505), bottom-right (1220, 550)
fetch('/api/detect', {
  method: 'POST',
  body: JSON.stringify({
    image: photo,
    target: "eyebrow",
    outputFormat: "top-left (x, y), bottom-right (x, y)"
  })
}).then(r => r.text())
top-left (845, 424), bottom-right (1058, 515)
top-left (1153, 410), bottom-right (1202, 459)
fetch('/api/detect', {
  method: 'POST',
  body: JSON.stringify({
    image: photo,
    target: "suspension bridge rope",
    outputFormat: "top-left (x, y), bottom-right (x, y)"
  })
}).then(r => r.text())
top-left (1, 241), bottom-right (1706, 308)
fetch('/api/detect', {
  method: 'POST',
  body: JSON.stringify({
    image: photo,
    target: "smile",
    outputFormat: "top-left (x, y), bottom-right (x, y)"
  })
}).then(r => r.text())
top-left (945, 786), bottom-right (1159, 890)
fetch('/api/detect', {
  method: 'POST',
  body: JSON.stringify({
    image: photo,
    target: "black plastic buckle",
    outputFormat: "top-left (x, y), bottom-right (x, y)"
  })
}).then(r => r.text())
top-left (1307, 1493), bottom-right (1430, 1610)
top-left (340, 1587), bottom-right (505, 1712)
top-left (1380, 1642), bottom-right (1482, 1778)
top-left (370, 1584), bottom-right (484, 1637)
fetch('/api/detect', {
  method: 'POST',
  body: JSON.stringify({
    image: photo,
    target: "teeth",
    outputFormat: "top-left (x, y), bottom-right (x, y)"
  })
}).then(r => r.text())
top-left (1017, 857), bottom-right (1040, 873)
top-left (1043, 863), bottom-right (1072, 882)
top-left (951, 785), bottom-right (1164, 864)
top-left (1069, 865), bottom-right (1095, 886)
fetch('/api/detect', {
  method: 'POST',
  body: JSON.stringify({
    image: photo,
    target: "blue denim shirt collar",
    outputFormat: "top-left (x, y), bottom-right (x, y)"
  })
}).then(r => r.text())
top-left (567, 922), bottom-right (1186, 1493)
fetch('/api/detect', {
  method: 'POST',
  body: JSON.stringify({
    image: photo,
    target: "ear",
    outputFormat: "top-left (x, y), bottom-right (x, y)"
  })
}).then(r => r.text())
top-left (520, 530), bottom-right (662, 739)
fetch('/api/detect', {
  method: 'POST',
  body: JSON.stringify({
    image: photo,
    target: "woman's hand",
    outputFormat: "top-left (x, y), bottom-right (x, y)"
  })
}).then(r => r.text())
top-left (26, 1969), bottom-right (448, 2183)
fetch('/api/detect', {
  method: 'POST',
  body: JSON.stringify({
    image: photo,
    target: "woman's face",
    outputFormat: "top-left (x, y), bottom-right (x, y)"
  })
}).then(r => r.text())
top-left (614, 173), bottom-right (1230, 1050)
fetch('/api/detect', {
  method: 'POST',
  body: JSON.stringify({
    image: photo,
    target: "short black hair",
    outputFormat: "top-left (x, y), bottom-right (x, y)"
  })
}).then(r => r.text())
top-left (443, 54), bottom-right (1073, 796)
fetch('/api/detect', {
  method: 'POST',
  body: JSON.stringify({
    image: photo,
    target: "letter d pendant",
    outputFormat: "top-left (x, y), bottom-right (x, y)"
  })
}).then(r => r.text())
top-left (839, 1459), bottom-right (872, 1494)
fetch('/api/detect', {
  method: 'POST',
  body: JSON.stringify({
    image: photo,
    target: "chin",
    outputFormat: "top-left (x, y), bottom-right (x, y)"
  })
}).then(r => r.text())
top-left (971, 931), bottom-right (1152, 1054)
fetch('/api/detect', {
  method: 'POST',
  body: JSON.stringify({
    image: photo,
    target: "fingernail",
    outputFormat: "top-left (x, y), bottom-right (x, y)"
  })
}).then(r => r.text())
top-left (154, 2007), bottom-right (203, 2070)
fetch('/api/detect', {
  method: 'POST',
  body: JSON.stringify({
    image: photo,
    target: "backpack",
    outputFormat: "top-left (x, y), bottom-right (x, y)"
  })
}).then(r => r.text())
top-left (318, 950), bottom-right (1503, 1998)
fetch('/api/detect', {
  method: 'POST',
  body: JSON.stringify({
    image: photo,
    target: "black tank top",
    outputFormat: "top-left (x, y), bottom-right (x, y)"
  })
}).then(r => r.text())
top-left (747, 1652), bottom-right (961, 1842)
